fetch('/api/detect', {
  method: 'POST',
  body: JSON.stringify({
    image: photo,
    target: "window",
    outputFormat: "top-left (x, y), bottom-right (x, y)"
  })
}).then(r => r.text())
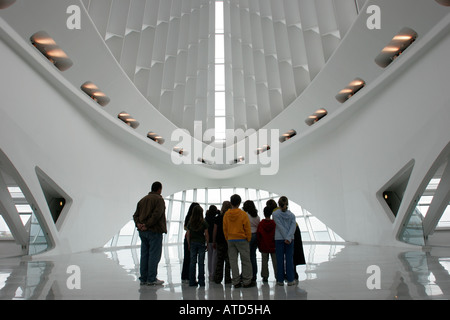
top-left (215, 1), bottom-right (226, 143)
top-left (105, 187), bottom-right (345, 247)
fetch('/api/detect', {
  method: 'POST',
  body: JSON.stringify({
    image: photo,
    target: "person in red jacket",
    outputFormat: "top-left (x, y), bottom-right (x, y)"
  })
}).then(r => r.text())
top-left (257, 205), bottom-right (277, 282)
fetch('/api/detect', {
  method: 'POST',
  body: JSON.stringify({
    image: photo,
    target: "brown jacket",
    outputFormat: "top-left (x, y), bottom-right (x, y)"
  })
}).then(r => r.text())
top-left (133, 192), bottom-right (167, 234)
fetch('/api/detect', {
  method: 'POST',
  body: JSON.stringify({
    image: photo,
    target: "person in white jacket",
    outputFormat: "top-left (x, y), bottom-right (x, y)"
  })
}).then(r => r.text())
top-left (272, 196), bottom-right (297, 286)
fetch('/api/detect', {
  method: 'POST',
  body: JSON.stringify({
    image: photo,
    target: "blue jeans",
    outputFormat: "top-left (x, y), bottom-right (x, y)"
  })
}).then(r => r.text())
top-left (189, 242), bottom-right (206, 286)
top-left (139, 230), bottom-right (163, 283)
top-left (275, 240), bottom-right (295, 283)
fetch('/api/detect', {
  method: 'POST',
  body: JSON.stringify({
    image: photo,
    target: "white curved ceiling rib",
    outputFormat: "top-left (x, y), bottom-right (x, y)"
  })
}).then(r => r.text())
top-left (3, 0), bottom-right (448, 179)
top-left (83, 0), bottom-right (360, 137)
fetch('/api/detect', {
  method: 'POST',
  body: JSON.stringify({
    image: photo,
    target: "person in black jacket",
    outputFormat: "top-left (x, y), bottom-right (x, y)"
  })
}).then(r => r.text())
top-left (293, 223), bottom-right (306, 282)
top-left (181, 202), bottom-right (200, 283)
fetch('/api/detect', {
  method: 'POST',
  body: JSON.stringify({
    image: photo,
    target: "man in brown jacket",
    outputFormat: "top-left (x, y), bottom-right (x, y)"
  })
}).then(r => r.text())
top-left (133, 181), bottom-right (167, 285)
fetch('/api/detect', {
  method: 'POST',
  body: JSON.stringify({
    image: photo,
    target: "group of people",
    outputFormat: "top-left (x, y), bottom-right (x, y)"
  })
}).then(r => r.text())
top-left (133, 181), bottom-right (306, 288)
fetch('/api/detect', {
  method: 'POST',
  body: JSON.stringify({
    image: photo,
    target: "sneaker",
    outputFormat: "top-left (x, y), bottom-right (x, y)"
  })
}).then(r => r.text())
top-left (234, 282), bottom-right (242, 288)
top-left (276, 281), bottom-right (284, 286)
top-left (287, 281), bottom-right (296, 286)
top-left (147, 279), bottom-right (164, 286)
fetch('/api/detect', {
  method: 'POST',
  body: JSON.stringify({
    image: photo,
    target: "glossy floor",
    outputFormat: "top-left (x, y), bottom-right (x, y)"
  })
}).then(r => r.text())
top-left (0, 243), bottom-right (450, 300)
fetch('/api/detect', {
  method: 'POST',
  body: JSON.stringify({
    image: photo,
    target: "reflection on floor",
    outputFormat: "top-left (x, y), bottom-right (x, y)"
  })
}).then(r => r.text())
top-left (1, 243), bottom-right (450, 300)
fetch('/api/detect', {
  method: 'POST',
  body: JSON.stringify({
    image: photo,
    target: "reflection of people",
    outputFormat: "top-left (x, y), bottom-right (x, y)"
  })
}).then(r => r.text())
top-left (133, 182), bottom-right (167, 286)
top-left (223, 194), bottom-right (255, 288)
top-left (181, 202), bottom-right (199, 283)
top-left (186, 206), bottom-right (209, 287)
top-left (273, 196), bottom-right (296, 286)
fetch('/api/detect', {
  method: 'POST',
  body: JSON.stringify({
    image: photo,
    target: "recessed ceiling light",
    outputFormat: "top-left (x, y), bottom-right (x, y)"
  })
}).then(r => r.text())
top-left (80, 81), bottom-right (110, 106)
top-left (279, 130), bottom-right (297, 143)
top-left (375, 27), bottom-right (417, 68)
top-left (305, 109), bottom-right (328, 126)
top-left (30, 31), bottom-right (73, 71)
top-left (335, 78), bottom-right (366, 103)
top-left (147, 132), bottom-right (165, 145)
top-left (118, 112), bottom-right (139, 129)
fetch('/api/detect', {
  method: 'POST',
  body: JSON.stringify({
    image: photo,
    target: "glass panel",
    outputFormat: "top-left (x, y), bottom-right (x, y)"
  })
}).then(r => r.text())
top-left (19, 214), bottom-right (31, 226)
top-left (173, 191), bottom-right (183, 201)
top-left (309, 217), bottom-right (328, 232)
top-left (296, 217), bottom-right (308, 232)
top-left (290, 202), bottom-right (303, 216)
top-left (215, 34), bottom-right (225, 64)
top-left (185, 189), bottom-right (194, 201)
top-left (314, 231), bottom-right (331, 242)
top-left (437, 205), bottom-right (450, 228)
top-left (0, 215), bottom-right (12, 239)
top-left (196, 189), bottom-right (206, 203)
top-left (248, 189), bottom-right (257, 200)
top-left (119, 220), bottom-right (135, 235)
top-left (28, 212), bottom-right (49, 255)
top-left (104, 188), bottom-right (346, 247)
top-left (235, 188), bottom-right (246, 198)
top-left (215, 1), bottom-right (224, 34)
top-left (208, 189), bottom-right (221, 204)
top-left (7, 187), bottom-right (24, 199)
top-left (215, 65), bottom-right (225, 91)
top-left (171, 201), bottom-right (182, 221)
top-left (215, 117), bottom-right (226, 141)
top-left (215, 92), bottom-right (226, 117)
top-left (221, 188), bottom-right (234, 203)
top-left (259, 190), bottom-right (270, 199)
top-left (399, 208), bottom-right (425, 246)
top-left (301, 232), bottom-right (311, 241)
top-left (168, 221), bottom-right (181, 244)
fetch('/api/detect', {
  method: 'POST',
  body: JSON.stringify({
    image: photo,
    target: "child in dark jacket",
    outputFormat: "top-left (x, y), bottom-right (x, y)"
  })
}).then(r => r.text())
top-left (257, 206), bottom-right (277, 282)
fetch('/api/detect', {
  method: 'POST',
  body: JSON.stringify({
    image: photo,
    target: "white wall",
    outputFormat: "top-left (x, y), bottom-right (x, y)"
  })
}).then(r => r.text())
top-left (1, 0), bottom-right (449, 257)
top-left (0, 37), bottom-right (210, 255)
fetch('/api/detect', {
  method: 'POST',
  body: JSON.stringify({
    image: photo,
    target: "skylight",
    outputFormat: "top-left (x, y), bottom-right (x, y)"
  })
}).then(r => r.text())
top-left (215, 1), bottom-right (226, 143)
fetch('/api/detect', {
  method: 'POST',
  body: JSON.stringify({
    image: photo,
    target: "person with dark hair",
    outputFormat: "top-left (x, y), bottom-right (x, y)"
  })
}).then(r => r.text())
top-left (205, 205), bottom-right (218, 281)
top-left (266, 199), bottom-right (278, 212)
top-left (257, 206), bottom-right (277, 282)
top-left (273, 196), bottom-right (296, 286)
top-left (213, 201), bottom-right (232, 284)
top-left (223, 194), bottom-right (254, 288)
top-left (181, 202), bottom-right (200, 284)
top-left (243, 200), bottom-right (260, 283)
top-left (186, 206), bottom-right (209, 287)
top-left (133, 181), bottom-right (167, 286)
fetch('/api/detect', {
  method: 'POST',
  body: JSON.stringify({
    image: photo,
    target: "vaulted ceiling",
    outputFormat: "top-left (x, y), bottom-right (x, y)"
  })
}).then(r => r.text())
top-left (83, 0), bottom-right (364, 137)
